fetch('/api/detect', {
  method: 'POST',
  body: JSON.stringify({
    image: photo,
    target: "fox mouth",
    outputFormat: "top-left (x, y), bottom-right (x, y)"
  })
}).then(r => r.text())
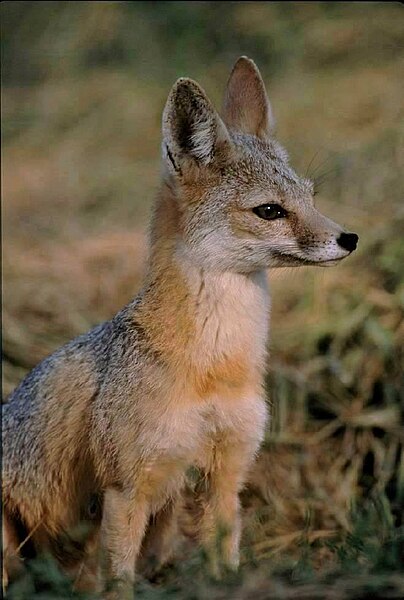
top-left (271, 250), bottom-right (347, 267)
top-left (314, 257), bottom-right (345, 266)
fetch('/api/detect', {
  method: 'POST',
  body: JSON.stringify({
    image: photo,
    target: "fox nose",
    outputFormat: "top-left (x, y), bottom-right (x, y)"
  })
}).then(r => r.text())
top-left (337, 232), bottom-right (358, 252)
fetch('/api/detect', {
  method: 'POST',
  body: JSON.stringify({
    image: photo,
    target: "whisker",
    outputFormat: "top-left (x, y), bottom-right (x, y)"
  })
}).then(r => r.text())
top-left (304, 149), bottom-right (322, 179)
top-left (313, 167), bottom-right (340, 192)
top-left (308, 154), bottom-right (334, 180)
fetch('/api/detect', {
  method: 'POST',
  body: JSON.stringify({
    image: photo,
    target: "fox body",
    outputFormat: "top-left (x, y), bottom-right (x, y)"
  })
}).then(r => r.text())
top-left (2, 57), bottom-right (357, 597)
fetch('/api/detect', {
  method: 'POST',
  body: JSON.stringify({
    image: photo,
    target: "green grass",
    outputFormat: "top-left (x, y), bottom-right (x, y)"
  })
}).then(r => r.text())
top-left (6, 499), bottom-right (404, 599)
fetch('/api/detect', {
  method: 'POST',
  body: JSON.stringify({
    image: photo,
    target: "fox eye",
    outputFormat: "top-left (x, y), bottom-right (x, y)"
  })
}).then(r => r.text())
top-left (252, 204), bottom-right (287, 220)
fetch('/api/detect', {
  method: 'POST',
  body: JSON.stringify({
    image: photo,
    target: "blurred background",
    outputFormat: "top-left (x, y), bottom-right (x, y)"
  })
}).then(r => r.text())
top-left (2, 2), bottom-right (404, 598)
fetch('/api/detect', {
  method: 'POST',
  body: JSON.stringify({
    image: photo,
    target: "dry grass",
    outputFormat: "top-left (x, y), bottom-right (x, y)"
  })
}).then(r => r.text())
top-left (2, 2), bottom-right (404, 597)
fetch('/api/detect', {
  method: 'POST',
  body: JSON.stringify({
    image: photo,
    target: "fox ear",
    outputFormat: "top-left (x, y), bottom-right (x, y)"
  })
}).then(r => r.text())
top-left (162, 78), bottom-right (232, 175)
top-left (222, 56), bottom-right (274, 139)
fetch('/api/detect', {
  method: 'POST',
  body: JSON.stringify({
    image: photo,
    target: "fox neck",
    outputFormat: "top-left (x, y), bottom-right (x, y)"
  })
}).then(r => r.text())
top-left (136, 183), bottom-right (270, 393)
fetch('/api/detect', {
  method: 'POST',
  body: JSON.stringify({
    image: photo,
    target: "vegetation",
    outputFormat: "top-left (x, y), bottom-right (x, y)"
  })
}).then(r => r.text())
top-left (2, 2), bottom-right (404, 597)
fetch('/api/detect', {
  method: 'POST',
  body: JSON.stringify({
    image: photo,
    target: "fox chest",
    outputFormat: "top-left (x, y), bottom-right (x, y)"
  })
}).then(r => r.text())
top-left (137, 391), bottom-right (267, 468)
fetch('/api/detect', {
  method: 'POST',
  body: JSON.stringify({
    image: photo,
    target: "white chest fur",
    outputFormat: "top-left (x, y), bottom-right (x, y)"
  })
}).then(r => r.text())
top-left (123, 259), bottom-right (271, 495)
top-left (179, 262), bottom-right (271, 368)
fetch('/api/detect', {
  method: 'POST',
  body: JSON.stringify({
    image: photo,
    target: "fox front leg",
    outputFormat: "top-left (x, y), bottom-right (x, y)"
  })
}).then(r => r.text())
top-left (138, 495), bottom-right (181, 579)
top-left (101, 488), bottom-right (149, 600)
top-left (196, 441), bottom-right (255, 578)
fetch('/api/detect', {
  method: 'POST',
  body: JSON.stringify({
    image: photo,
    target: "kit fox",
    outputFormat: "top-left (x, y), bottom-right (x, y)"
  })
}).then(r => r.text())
top-left (2, 56), bottom-right (358, 598)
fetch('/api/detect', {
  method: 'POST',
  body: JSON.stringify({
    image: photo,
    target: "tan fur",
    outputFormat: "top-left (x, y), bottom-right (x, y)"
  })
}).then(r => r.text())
top-left (2, 57), bottom-right (358, 598)
top-left (223, 55), bottom-right (274, 138)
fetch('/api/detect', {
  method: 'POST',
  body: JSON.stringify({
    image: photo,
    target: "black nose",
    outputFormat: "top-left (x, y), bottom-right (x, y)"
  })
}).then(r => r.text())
top-left (337, 232), bottom-right (358, 252)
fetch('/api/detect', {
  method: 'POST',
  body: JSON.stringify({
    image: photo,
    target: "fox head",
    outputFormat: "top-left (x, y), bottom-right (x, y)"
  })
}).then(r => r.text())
top-left (160, 56), bottom-right (358, 273)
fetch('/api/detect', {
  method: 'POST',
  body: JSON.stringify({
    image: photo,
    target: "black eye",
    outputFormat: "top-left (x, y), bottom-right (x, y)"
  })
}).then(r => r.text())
top-left (252, 204), bottom-right (288, 220)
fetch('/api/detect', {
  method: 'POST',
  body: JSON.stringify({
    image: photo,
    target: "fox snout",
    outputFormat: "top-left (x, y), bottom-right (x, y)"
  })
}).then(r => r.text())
top-left (294, 209), bottom-right (359, 266)
top-left (337, 232), bottom-right (359, 253)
